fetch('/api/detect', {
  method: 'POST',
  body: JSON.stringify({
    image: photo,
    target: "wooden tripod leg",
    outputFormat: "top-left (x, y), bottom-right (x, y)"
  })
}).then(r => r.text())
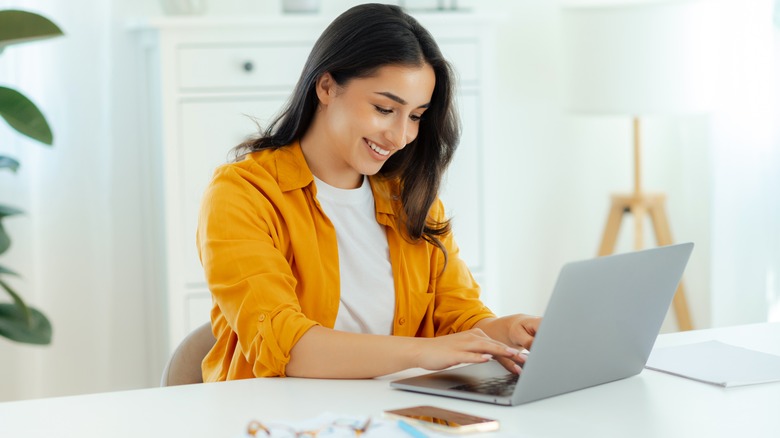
top-left (598, 198), bottom-right (626, 257)
top-left (632, 201), bottom-right (646, 251)
top-left (649, 201), bottom-right (693, 331)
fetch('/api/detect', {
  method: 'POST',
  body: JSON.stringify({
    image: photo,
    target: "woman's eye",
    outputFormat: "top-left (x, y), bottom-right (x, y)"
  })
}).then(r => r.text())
top-left (410, 114), bottom-right (422, 122)
top-left (374, 105), bottom-right (393, 115)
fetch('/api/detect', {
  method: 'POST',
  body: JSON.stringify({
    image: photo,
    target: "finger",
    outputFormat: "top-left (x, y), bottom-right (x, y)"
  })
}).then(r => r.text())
top-left (455, 352), bottom-right (496, 365)
top-left (516, 333), bottom-right (534, 350)
top-left (510, 327), bottom-right (537, 350)
top-left (521, 317), bottom-right (542, 348)
top-left (473, 341), bottom-right (526, 362)
top-left (494, 356), bottom-right (524, 375)
top-left (458, 330), bottom-right (528, 361)
top-left (516, 352), bottom-right (529, 364)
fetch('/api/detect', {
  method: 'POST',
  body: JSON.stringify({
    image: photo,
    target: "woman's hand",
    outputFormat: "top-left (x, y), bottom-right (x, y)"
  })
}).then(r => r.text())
top-left (413, 328), bottom-right (527, 372)
top-left (474, 314), bottom-right (542, 374)
top-left (506, 314), bottom-right (542, 350)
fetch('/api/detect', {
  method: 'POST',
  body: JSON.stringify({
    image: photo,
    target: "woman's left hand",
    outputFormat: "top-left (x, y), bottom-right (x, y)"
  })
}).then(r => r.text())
top-left (474, 314), bottom-right (542, 373)
top-left (504, 313), bottom-right (541, 351)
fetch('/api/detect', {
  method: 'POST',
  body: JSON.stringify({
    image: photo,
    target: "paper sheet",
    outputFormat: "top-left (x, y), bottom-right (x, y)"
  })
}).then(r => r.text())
top-left (645, 340), bottom-right (780, 387)
top-left (237, 412), bottom-right (520, 437)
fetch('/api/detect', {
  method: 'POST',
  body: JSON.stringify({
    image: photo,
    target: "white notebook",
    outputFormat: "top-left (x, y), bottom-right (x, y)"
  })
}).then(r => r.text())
top-left (646, 340), bottom-right (780, 387)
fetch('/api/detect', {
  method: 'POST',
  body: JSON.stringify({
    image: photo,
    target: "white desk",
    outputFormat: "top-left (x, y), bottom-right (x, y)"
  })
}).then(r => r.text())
top-left (1, 323), bottom-right (778, 438)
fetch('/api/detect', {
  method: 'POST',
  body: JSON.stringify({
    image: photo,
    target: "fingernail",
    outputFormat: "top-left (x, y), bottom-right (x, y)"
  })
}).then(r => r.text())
top-left (514, 364), bottom-right (523, 374)
top-left (506, 347), bottom-right (521, 356)
top-left (481, 354), bottom-right (493, 360)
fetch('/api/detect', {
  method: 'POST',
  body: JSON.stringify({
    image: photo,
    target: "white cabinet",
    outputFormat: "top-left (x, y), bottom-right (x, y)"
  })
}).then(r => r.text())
top-left (136, 14), bottom-right (496, 352)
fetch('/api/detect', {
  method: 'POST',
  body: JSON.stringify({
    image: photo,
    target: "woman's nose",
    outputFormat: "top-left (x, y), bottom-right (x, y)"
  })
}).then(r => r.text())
top-left (386, 119), bottom-right (412, 150)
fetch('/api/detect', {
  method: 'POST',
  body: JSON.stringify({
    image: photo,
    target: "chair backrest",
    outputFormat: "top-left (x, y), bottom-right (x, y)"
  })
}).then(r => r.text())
top-left (160, 322), bottom-right (216, 386)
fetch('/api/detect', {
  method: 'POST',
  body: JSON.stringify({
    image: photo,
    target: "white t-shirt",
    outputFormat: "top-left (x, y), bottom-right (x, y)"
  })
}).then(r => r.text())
top-left (313, 175), bottom-right (395, 335)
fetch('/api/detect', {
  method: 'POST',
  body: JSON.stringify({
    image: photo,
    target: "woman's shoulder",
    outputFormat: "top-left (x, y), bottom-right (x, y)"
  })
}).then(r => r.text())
top-left (228, 146), bottom-right (289, 173)
top-left (213, 144), bottom-right (311, 190)
top-left (210, 150), bottom-right (274, 187)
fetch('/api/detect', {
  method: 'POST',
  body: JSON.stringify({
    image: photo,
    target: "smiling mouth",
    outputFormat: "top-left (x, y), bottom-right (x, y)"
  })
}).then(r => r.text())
top-left (366, 139), bottom-right (390, 157)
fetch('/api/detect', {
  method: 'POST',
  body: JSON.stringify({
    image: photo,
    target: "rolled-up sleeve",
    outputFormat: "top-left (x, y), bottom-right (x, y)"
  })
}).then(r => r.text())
top-left (197, 164), bottom-right (319, 378)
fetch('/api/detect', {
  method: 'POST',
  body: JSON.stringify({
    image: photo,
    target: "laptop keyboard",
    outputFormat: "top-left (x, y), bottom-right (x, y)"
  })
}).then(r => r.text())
top-left (450, 373), bottom-right (519, 397)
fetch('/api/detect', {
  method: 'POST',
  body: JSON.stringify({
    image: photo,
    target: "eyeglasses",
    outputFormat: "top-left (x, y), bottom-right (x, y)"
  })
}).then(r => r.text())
top-left (246, 417), bottom-right (373, 438)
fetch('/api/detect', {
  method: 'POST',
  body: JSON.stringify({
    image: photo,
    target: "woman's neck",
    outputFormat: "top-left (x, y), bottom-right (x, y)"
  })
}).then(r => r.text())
top-left (299, 120), bottom-right (363, 189)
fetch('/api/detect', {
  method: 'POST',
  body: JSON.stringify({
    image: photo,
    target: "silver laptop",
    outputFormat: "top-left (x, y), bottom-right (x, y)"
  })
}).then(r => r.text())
top-left (391, 243), bottom-right (694, 405)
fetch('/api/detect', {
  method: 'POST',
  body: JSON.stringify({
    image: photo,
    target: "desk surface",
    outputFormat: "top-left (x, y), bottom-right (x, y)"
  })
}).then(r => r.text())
top-left (1, 323), bottom-right (779, 438)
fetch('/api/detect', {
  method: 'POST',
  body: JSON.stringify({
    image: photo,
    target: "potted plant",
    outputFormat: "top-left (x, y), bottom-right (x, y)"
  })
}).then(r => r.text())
top-left (0, 10), bottom-right (63, 344)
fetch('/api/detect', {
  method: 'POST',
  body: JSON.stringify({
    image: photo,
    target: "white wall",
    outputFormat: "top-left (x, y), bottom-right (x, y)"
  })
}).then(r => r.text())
top-left (480, 1), bottom-right (714, 333)
top-left (0, 0), bottom-right (777, 401)
top-left (708, 0), bottom-right (780, 327)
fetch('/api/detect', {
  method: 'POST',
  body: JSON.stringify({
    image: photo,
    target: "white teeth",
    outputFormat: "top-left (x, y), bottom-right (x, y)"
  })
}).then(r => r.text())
top-left (367, 140), bottom-right (390, 156)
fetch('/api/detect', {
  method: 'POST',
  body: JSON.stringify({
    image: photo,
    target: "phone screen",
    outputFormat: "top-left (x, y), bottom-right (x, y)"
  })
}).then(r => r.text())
top-left (384, 405), bottom-right (499, 433)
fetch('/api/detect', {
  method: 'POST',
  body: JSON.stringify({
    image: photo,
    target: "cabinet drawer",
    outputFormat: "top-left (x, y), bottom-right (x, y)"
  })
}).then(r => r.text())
top-left (177, 44), bottom-right (311, 90)
top-left (177, 41), bottom-right (477, 91)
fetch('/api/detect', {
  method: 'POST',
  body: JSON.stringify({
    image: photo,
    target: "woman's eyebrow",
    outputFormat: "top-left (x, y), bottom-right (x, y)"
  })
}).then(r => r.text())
top-left (374, 91), bottom-right (430, 109)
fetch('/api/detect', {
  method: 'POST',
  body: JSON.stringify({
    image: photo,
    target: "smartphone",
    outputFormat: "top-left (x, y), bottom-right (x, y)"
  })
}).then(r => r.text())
top-left (384, 405), bottom-right (499, 434)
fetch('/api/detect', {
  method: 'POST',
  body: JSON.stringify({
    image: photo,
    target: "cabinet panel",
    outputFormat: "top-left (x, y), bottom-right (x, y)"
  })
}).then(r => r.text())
top-left (179, 97), bottom-right (288, 284)
top-left (140, 16), bottom-right (494, 351)
top-left (178, 44), bottom-right (311, 90)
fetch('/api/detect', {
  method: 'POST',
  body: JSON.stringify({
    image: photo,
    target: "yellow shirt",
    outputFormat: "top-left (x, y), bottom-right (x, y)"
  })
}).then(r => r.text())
top-left (197, 142), bottom-right (495, 380)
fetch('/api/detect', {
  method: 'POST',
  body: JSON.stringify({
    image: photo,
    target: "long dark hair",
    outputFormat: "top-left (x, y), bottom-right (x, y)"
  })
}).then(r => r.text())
top-left (234, 3), bottom-right (460, 258)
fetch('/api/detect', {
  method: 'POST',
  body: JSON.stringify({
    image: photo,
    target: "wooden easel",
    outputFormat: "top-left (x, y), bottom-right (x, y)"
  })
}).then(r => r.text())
top-left (597, 117), bottom-right (693, 331)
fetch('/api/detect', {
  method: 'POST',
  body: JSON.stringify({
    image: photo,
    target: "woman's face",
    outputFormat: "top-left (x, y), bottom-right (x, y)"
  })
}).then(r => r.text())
top-left (302, 63), bottom-right (436, 189)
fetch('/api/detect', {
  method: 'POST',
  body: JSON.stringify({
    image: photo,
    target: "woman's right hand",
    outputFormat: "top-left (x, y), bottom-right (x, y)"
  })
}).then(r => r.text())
top-left (413, 328), bottom-right (526, 373)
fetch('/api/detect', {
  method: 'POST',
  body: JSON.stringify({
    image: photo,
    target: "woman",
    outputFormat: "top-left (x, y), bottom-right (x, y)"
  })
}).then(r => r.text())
top-left (197, 3), bottom-right (540, 381)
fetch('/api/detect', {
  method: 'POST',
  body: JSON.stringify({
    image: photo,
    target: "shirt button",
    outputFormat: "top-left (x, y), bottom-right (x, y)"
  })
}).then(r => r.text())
top-left (398, 317), bottom-right (406, 325)
top-left (258, 314), bottom-right (266, 322)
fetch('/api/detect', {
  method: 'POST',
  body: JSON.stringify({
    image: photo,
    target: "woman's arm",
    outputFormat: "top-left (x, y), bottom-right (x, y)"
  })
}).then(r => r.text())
top-left (285, 325), bottom-right (526, 378)
top-left (474, 314), bottom-right (541, 351)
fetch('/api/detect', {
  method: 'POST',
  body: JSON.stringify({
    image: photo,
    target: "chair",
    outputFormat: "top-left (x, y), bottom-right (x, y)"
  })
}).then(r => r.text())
top-left (160, 322), bottom-right (216, 386)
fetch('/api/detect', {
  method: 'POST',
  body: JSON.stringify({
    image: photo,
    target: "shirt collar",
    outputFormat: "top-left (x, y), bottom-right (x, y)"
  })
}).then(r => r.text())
top-left (275, 141), bottom-right (395, 217)
top-left (276, 141), bottom-right (314, 192)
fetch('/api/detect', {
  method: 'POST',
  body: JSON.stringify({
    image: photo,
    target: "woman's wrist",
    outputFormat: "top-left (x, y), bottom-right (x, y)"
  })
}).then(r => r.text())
top-left (404, 335), bottom-right (428, 369)
top-left (473, 316), bottom-right (506, 343)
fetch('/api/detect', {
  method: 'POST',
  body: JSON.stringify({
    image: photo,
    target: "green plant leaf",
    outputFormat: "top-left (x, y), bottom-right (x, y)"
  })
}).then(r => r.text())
top-left (0, 264), bottom-right (20, 276)
top-left (0, 155), bottom-right (20, 172)
top-left (0, 10), bottom-right (63, 50)
top-left (0, 87), bottom-right (53, 145)
top-left (0, 205), bottom-right (24, 217)
top-left (0, 277), bottom-right (32, 326)
top-left (0, 205), bottom-right (23, 255)
top-left (0, 9), bottom-right (59, 347)
top-left (0, 303), bottom-right (52, 345)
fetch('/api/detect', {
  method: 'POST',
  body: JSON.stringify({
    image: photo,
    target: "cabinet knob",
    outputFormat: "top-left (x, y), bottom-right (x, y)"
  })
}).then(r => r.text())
top-left (242, 61), bottom-right (254, 73)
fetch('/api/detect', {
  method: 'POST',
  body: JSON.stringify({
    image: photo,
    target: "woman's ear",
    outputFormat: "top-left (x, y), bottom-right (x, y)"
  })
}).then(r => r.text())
top-left (315, 72), bottom-right (336, 106)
